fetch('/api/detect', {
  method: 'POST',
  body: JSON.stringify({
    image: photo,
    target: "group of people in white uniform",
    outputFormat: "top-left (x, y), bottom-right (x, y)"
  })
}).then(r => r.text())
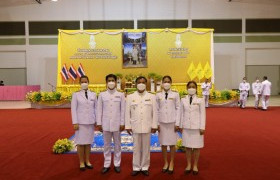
top-left (239, 76), bottom-right (272, 110)
top-left (71, 74), bottom-right (206, 176)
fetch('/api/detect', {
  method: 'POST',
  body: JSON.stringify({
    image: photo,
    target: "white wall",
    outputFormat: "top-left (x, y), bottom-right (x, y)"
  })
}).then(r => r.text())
top-left (0, 0), bottom-right (280, 91)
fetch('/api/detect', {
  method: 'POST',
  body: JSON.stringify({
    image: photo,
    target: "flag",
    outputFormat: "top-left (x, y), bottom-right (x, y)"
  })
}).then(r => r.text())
top-left (187, 62), bottom-right (197, 80)
top-left (196, 62), bottom-right (204, 81)
top-left (68, 64), bottom-right (78, 80)
top-left (77, 63), bottom-right (85, 77)
top-left (204, 62), bottom-right (212, 79)
top-left (60, 64), bottom-right (69, 82)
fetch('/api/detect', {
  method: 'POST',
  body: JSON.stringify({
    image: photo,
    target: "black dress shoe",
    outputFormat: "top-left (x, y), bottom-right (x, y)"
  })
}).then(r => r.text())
top-left (102, 167), bottom-right (110, 174)
top-left (142, 170), bottom-right (149, 176)
top-left (184, 169), bottom-right (191, 174)
top-left (162, 168), bottom-right (168, 173)
top-left (85, 163), bottom-right (93, 169)
top-left (80, 166), bottom-right (86, 171)
top-left (193, 170), bottom-right (199, 175)
top-left (167, 169), bottom-right (173, 174)
top-left (131, 171), bottom-right (140, 176)
top-left (114, 166), bottom-right (121, 173)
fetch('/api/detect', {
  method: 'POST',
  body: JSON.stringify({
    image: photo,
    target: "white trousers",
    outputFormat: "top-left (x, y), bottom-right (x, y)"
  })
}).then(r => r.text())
top-left (203, 95), bottom-right (209, 107)
top-left (103, 131), bottom-right (121, 168)
top-left (240, 91), bottom-right (248, 108)
top-left (262, 95), bottom-right (270, 110)
top-left (132, 133), bottom-right (151, 171)
top-left (254, 94), bottom-right (261, 108)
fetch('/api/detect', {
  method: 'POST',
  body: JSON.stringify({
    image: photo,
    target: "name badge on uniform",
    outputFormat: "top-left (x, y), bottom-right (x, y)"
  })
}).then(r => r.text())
top-left (168, 98), bottom-right (174, 100)
top-left (192, 103), bottom-right (200, 105)
top-left (145, 99), bottom-right (151, 101)
top-left (132, 100), bottom-right (136, 102)
top-left (90, 99), bottom-right (95, 101)
top-left (115, 96), bottom-right (121, 98)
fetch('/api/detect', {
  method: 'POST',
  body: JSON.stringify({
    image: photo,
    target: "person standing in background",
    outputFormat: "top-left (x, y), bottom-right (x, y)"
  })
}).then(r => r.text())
top-left (156, 75), bottom-right (180, 174)
top-left (96, 74), bottom-right (125, 174)
top-left (201, 79), bottom-right (212, 108)
top-left (239, 77), bottom-right (250, 109)
top-left (71, 75), bottom-right (97, 171)
top-left (252, 77), bottom-right (262, 109)
top-left (261, 76), bottom-right (272, 111)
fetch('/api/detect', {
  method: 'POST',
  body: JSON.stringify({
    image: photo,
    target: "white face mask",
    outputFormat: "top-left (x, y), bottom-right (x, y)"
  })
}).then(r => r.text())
top-left (81, 83), bottom-right (88, 90)
top-left (107, 82), bottom-right (115, 89)
top-left (163, 83), bottom-right (171, 90)
top-left (137, 83), bottom-right (146, 91)
top-left (188, 88), bottom-right (196, 95)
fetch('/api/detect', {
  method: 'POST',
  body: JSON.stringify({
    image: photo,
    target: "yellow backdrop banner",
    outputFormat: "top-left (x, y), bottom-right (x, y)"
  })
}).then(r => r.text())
top-left (57, 28), bottom-right (213, 87)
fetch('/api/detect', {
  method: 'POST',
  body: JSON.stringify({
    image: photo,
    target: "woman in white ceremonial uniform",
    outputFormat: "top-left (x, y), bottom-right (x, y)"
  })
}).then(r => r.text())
top-left (71, 75), bottom-right (97, 171)
top-left (180, 81), bottom-right (206, 175)
top-left (156, 75), bottom-right (180, 174)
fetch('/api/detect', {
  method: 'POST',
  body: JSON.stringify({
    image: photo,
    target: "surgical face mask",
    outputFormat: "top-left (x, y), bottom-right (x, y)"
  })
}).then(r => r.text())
top-left (81, 83), bottom-right (88, 90)
top-left (137, 83), bottom-right (146, 91)
top-left (107, 82), bottom-right (115, 89)
top-left (163, 83), bottom-right (171, 90)
top-left (188, 88), bottom-right (196, 95)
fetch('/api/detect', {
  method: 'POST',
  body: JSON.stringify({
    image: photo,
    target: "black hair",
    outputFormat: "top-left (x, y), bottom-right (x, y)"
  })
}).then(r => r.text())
top-left (80, 75), bottom-right (89, 83)
top-left (263, 76), bottom-right (268, 80)
top-left (187, 81), bottom-right (198, 89)
top-left (162, 75), bottom-right (172, 82)
top-left (135, 76), bottom-right (147, 84)
top-left (106, 74), bottom-right (117, 82)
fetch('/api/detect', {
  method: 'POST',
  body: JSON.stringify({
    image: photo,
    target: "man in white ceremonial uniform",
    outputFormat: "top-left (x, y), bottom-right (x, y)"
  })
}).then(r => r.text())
top-left (261, 76), bottom-right (272, 110)
top-left (125, 76), bottom-right (158, 176)
top-left (239, 77), bottom-right (250, 109)
top-left (156, 75), bottom-right (180, 174)
top-left (96, 74), bottom-right (125, 174)
top-left (252, 77), bottom-right (262, 109)
top-left (201, 78), bottom-right (212, 108)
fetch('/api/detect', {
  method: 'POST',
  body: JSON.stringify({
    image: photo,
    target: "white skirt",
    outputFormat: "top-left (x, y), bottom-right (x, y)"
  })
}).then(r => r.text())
top-left (182, 129), bottom-right (204, 148)
top-left (159, 122), bottom-right (177, 146)
top-left (74, 124), bottom-right (95, 145)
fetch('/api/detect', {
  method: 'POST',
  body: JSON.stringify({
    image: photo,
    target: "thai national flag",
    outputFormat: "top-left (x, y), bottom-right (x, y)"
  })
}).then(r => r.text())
top-left (68, 64), bottom-right (78, 80)
top-left (60, 64), bottom-right (69, 82)
top-left (77, 63), bottom-right (86, 77)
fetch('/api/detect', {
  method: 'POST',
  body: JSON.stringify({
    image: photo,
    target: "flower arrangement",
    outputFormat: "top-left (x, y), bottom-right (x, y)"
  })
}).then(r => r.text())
top-left (53, 138), bottom-right (74, 154)
top-left (176, 138), bottom-right (185, 152)
top-left (26, 91), bottom-right (72, 103)
top-left (209, 89), bottom-right (239, 102)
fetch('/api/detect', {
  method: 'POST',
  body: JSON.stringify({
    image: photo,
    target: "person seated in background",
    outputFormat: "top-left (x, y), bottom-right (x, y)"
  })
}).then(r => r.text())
top-left (0, 80), bottom-right (4, 86)
top-left (252, 77), bottom-right (262, 109)
top-left (261, 76), bottom-right (272, 111)
top-left (239, 77), bottom-right (250, 109)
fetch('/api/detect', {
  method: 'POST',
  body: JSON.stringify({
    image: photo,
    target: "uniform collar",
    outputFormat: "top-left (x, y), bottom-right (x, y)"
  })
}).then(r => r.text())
top-left (163, 89), bottom-right (171, 94)
top-left (137, 90), bottom-right (147, 96)
top-left (107, 88), bottom-right (116, 94)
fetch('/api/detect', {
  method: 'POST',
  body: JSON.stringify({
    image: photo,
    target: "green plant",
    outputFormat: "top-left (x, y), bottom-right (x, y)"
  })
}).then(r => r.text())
top-left (115, 73), bottom-right (123, 79)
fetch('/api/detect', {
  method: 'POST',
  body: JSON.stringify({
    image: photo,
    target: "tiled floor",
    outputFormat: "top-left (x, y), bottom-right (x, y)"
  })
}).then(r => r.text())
top-left (0, 96), bottom-right (279, 109)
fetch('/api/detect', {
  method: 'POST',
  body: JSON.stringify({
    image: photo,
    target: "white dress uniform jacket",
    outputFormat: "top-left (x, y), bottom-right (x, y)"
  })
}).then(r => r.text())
top-left (252, 82), bottom-right (262, 95)
top-left (261, 80), bottom-right (272, 96)
top-left (180, 95), bottom-right (206, 130)
top-left (156, 90), bottom-right (180, 125)
top-left (201, 82), bottom-right (212, 96)
top-left (125, 91), bottom-right (158, 133)
top-left (96, 89), bottom-right (125, 132)
top-left (71, 90), bottom-right (97, 125)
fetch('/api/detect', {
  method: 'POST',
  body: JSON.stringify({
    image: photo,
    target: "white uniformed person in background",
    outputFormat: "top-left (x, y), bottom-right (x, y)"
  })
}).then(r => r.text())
top-left (71, 75), bottom-right (97, 171)
top-left (252, 77), bottom-right (262, 109)
top-left (125, 76), bottom-right (158, 176)
top-left (156, 75), bottom-right (180, 174)
top-left (201, 78), bottom-right (212, 108)
top-left (261, 76), bottom-right (272, 111)
top-left (180, 81), bottom-right (206, 175)
top-left (96, 74), bottom-right (126, 174)
top-left (239, 77), bottom-right (250, 109)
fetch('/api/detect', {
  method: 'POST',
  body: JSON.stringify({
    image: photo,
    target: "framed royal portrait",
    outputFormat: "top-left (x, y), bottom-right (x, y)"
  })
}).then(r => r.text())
top-left (122, 32), bottom-right (147, 68)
